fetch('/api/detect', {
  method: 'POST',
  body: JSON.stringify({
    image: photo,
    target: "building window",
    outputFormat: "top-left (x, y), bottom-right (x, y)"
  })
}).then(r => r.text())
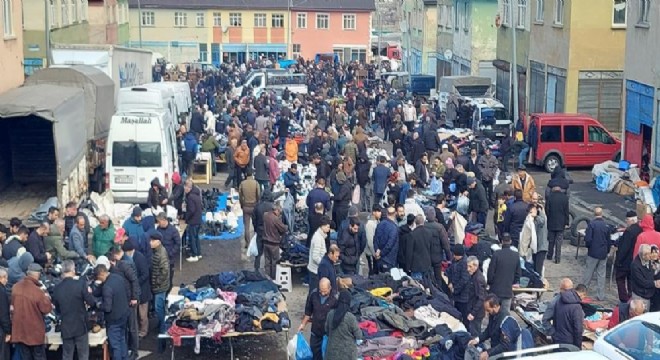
top-left (71, 0), bottom-right (77, 22)
top-left (293, 44), bottom-right (301, 53)
top-left (213, 12), bottom-right (221, 27)
top-left (343, 14), bottom-right (356, 30)
top-left (297, 13), bottom-right (306, 28)
top-left (196, 12), bottom-right (204, 27)
top-left (638, 0), bottom-right (650, 24)
top-left (142, 11), bottom-right (154, 26)
top-left (613, 0), bottom-right (626, 25)
top-left (3, 0), bottom-right (12, 35)
top-left (254, 13), bottom-right (266, 27)
top-left (502, 0), bottom-right (511, 26)
top-left (351, 48), bottom-right (366, 62)
top-left (229, 13), bottom-right (241, 27)
top-left (454, 4), bottom-right (458, 29)
top-left (535, 0), bottom-right (544, 22)
top-left (554, 0), bottom-right (564, 24)
top-left (446, 4), bottom-right (453, 29)
top-left (61, 0), bottom-right (68, 26)
top-left (316, 13), bottom-right (329, 29)
top-left (463, 1), bottom-right (469, 30)
top-left (199, 43), bottom-right (207, 62)
top-left (272, 13), bottom-right (284, 28)
top-left (49, 0), bottom-right (56, 27)
top-left (517, 0), bottom-right (527, 28)
top-left (174, 12), bottom-right (187, 27)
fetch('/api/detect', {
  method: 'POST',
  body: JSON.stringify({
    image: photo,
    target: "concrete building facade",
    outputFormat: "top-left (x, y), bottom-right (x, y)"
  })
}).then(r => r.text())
top-left (88, 0), bottom-right (130, 46)
top-left (401, 0), bottom-right (437, 75)
top-left (621, 0), bottom-right (659, 173)
top-left (0, 0), bottom-right (25, 92)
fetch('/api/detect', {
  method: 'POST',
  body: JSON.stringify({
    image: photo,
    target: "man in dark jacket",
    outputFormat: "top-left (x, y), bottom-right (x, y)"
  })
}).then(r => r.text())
top-left (468, 178), bottom-right (489, 227)
top-left (372, 156), bottom-right (391, 206)
top-left (582, 207), bottom-right (612, 301)
top-left (552, 282), bottom-right (584, 348)
top-left (487, 233), bottom-right (521, 312)
top-left (477, 147), bottom-right (499, 208)
top-left (408, 132), bottom-right (426, 165)
top-left (447, 245), bottom-right (471, 324)
top-left (25, 222), bottom-right (51, 267)
top-left (414, 154), bottom-right (430, 188)
top-left (466, 256), bottom-right (487, 337)
top-left (263, 204), bottom-right (288, 279)
top-left (306, 178), bottom-right (331, 216)
top-left (317, 245), bottom-right (340, 290)
top-left (253, 146), bottom-right (270, 190)
top-left (299, 278), bottom-right (338, 360)
top-left (189, 106), bottom-right (205, 135)
top-left (375, 206), bottom-right (400, 272)
top-left (337, 219), bottom-right (360, 275)
top-left (615, 211), bottom-right (642, 302)
top-left (53, 260), bottom-right (96, 360)
top-left (397, 214), bottom-right (415, 272)
top-left (630, 244), bottom-right (659, 309)
top-left (95, 264), bottom-right (129, 360)
top-left (122, 241), bottom-right (151, 339)
top-left (426, 208), bottom-right (451, 286)
top-left (156, 213), bottom-right (180, 292)
top-left (184, 180), bottom-right (203, 262)
top-left (545, 186), bottom-right (570, 263)
top-left (150, 233), bottom-right (171, 339)
top-left (283, 164), bottom-right (301, 202)
top-left (0, 269), bottom-right (9, 360)
top-left (470, 294), bottom-right (508, 357)
top-left (503, 190), bottom-right (528, 247)
top-left (109, 246), bottom-right (140, 360)
top-left (253, 189), bottom-right (285, 272)
top-left (406, 215), bottom-right (433, 279)
top-left (356, 153), bottom-right (372, 212)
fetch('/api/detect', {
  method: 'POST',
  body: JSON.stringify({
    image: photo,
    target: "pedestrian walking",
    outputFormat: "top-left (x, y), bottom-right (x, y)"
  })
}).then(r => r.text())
top-left (239, 168), bottom-right (261, 248)
top-left (487, 234), bottom-right (521, 312)
top-left (582, 207), bottom-right (612, 301)
top-left (466, 256), bottom-right (486, 337)
top-left (545, 186), bottom-right (569, 264)
top-left (263, 204), bottom-right (287, 279)
top-left (184, 179), bottom-right (203, 262)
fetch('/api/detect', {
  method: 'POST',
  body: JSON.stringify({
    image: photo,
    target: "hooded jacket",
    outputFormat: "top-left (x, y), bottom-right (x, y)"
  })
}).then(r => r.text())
top-left (338, 227), bottom-right (360, 267)
top-left (2, 235), bottom-right (23, 261)
top-left (545, 167), bottom-right (571, 199)
top-left (552, 289), bottom-right (584, 348)
top-left (147, 178), bottom-right (168, 209)
top-left (184, 186), bottom-right (203, 226)
top-left (8, 252), bottom-right (33, 288)
top-left (545, 189), bottom-right (570, 231)
top-left (633, 215), bottom-right (660, 258)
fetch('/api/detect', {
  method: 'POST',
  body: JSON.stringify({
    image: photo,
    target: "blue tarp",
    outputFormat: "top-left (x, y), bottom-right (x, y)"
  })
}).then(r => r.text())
top-left (278, 59), bottom-right (297, 68)
top-left (201, 193), bottom-right (244, 241)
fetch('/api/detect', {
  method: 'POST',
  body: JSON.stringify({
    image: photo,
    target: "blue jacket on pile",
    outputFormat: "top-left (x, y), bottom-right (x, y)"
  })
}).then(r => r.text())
top-left (374, 218), bottom-right (399, 267)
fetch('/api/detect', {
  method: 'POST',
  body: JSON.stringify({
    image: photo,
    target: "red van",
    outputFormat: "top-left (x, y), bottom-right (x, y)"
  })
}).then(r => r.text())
top-left (529, 113), bottom-right (622, 172)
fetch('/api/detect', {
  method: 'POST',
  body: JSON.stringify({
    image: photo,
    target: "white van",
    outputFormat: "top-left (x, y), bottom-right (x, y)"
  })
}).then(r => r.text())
top-left (105, 111), bottom-right (179, 204)
top-left (141, 82), bottom-right (192, 122)
top-left (118, 85), bottom-right (178, 123)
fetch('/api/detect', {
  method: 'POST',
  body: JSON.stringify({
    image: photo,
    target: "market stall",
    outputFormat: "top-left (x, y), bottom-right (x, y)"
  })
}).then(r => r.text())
top-left (158, 270), bottom-right (290, 360)
top-left (46, 328), bottom-right (108, 360)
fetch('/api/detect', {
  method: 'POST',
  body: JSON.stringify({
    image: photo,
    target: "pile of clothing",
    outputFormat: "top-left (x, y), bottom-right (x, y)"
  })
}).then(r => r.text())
top-left (166, 270), bottom-right (290, 348)
top-left (279, 234), bottom-right (309, 266)
top-left (342, 271), bottom-right (478, 360)
top-left (200, 191), bottom-right (242, 238)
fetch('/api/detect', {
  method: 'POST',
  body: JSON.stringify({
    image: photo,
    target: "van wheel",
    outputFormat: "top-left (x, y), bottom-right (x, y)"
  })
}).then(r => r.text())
top-left (544, 155), bottom-right (561, 173)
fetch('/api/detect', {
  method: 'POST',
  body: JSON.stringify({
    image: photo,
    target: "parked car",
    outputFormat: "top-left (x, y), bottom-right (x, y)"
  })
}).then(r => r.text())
top-left (528, 113), bottom-right (622, 172)
top-left (592, 311), bottom-right (660, 359)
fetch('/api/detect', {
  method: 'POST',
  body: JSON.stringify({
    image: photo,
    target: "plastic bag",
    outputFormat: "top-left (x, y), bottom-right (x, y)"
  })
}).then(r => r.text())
top-left (457, 194), bottom-right (469, 216)
top-left (287, 333), bottom-right (297, 359)
top-left (247, 234), bottom-right (258, 257)
top-left (352, 184), bottom-right (361, 205)
top-left (295, 332), bottom-right (313, 360)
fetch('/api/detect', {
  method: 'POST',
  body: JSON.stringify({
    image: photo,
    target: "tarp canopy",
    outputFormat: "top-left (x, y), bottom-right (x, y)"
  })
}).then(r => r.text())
top-left (25, 65), bottom-right (115, 139)
top-left (0, 84), bottom-right (87, 178)
top-left (439, 76), bottom-right (492, 97)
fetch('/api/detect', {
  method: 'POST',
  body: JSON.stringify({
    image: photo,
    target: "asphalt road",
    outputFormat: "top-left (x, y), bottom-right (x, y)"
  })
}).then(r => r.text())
top-left (118, 162), bottom-right (632, 360)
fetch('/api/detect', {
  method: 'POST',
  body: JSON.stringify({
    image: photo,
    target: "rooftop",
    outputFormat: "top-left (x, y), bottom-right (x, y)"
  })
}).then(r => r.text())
top-left (128, 0), bottom-right (376, 11)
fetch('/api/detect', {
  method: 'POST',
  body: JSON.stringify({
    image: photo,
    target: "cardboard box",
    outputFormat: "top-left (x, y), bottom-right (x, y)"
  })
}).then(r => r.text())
top-left (615, 180), bottom-right (635, 196)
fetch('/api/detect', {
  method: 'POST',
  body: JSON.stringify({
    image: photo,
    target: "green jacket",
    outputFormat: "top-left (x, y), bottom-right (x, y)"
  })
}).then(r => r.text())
top-left (92, 223), bottom-right (116, 258)
top-left (45, 224), bottom-right (80, 260)
top-left (151, 245), bottom-right (170, 294)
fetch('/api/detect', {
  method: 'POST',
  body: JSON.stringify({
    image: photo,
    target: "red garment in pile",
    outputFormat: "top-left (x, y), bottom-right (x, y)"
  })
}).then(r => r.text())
top-left (167, 324), bottom-right (197, 346)
top-left (359, 320), bottom-right (378, 335)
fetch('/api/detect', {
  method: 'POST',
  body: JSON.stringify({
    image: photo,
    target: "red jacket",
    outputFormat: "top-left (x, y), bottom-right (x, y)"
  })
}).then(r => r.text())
top-left (633, 215), bottom-right (660, 258)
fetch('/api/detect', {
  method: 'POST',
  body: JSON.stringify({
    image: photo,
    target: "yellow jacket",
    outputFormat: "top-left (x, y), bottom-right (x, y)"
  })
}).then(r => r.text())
top-left (512, 174), bottom-right (536, 203)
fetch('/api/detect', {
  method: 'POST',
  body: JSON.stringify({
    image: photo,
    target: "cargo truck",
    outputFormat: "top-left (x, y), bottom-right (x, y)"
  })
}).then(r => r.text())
top-left (50, 44), bottom-right (153, 101)
top-left (0, 66), bottom-right (115, 222)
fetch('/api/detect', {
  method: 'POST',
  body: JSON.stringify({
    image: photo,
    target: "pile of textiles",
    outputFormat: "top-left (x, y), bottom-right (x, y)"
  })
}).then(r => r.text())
top-left (343, 271), bottom-right (476, 360)
top-left (279, 234), bottom-right (309, 265)
top-left (166, 270), bottom-right (290, 347)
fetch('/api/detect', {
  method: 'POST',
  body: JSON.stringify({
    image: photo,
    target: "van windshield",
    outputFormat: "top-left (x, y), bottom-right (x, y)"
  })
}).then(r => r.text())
top-left (112, 142), bottom-right (162, 167)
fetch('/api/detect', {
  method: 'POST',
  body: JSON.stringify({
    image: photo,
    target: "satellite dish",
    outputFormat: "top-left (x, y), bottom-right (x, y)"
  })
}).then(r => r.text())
top-left (444, 49), bottom-right (453, 61)
top-left (222, 25), bottom-right (229, 33)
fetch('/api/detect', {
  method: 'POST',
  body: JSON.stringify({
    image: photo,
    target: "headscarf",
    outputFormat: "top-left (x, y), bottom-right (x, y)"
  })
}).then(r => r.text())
top-left (331, 291), bottom-right (352, 330)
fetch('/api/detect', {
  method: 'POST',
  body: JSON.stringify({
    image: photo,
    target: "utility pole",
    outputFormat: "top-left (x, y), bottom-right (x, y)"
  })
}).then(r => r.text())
top-left (287, 0), bottom-right (292, 58)
top-left (510, 0), bottom-right (519, 124)
top-left (377, 11), bottom-right (382, 58)
top-left (45, 0), bottom-right (52, 66)
top-left (137, 0), bottom-right (143, 47)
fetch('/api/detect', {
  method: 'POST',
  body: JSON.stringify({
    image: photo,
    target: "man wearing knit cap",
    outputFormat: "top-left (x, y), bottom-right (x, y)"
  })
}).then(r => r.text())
top-left (446, 244), bottom-right (471, 326)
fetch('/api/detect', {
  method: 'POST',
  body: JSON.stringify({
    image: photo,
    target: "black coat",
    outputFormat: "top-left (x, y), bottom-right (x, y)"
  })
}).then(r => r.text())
top-left (190, 112), bottom-right (205, 134)
top-left (409, 139), bottom-right (426, 165)
top-left (446, 257), bottom-right (470, 303)
top-left (0, 287), bottom-right (9, 335)
top-left (356, 158), bottom-right (371, 187)
top-left (428, 221), bottom-right (451, 265)
top-left (466, 156), bottom-right (481, 180)
top-left (631, 257), bottom-right (656, 299)
top-left (157, 223), bottom-right (181, 265)
top-left (406, 225), bottom-right (433, 273)
top-left (397, 225), bottom-right (414, 270)
top-left (467, 270), bottom-right (487, 319)
top-left (111, 260), bottom-right (140, 302)
top-left (487, 246), bottom-right (521, 299)
top-left (615, 223), bottom-right (642, 269)
top-left (254, 154), bottom-right (270, 182)
top-left (545, 190), bottom-right (570, 231)
top-left (317, 255), bottom-right (337, 289)
top-left (414, 161), bottom-right (429, 188)
top-left (552, 290), bottom-right (584, 348)
top-left (337, 228), bottom-right (359, 267)
top-left (133, 251), bottom-right (152, 304)
top-left (25, 231), bottom-right (48, 267)
top-left (184, 186), bottom-right (203, 225)
top-left (468, 182), bottom-right (489, 213)
top-left (503, 199), bottom-right (528, 243)
top-left (52, 277), bottom-right (96, 339)
top-left (100, 273), bottom-right (130, 325)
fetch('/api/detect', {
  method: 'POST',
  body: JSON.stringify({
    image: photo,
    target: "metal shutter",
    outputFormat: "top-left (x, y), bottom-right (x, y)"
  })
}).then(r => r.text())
top-left (577, 72), bottom-right (623, 132)
top-left (529, 70), bottom-right (545, 114)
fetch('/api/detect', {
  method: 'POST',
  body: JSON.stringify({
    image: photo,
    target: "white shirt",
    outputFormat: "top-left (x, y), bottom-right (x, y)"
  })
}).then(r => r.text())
top-left (404, 198), bottom-right (426, 221)
top-left (204, 111), bottom-right (215, 133)
top-left (307, 228), bottom-right (327, 274)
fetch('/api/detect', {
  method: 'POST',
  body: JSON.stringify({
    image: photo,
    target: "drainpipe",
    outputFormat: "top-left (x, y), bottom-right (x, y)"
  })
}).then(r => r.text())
top-left (45, 0), bottom-right (52, 66)
top-left (510, 0), bottom-right (519, 126)
top-left (137, 0), bottom-right (143, 47)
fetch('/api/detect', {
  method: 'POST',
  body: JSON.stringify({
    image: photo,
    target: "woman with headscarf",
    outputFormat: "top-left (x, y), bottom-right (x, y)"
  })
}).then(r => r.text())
top-left (324, 291), bottom-right (362, 360)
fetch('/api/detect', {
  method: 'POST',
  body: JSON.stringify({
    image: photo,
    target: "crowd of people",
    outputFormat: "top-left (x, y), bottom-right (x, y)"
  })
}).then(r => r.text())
top-left (1, 56), bottom-right (658, 360)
